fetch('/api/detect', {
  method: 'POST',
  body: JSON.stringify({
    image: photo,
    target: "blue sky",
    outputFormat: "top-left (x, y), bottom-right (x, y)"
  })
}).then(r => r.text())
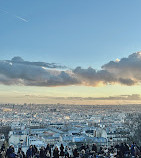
top-left (1, 0), bottom-right (141, 104)
top-left (1, 0), bottom-right (141, 68)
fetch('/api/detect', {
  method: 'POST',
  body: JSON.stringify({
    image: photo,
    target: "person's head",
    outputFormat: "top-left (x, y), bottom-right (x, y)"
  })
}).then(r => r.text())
top-left (11, 146), bottom-right (14, 152)
top-left (81, 149), bottom-right (85, 154)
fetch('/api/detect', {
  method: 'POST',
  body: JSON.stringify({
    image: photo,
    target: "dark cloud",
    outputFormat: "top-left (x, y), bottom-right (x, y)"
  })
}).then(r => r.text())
top-left (73, 67), bottom-right (116, 86)
top-left (102, 52), bottom-right (141, 85)
top-left (118, 78), bottom-right (136, 86)
top-left (0, 52), bottom-right (141, 87)
top-left (0, 57), bottom-right (79, 86)
top-left (8, 56), bottom-right (67, 69)
top-left (73, 52), bottom-right (141, 86)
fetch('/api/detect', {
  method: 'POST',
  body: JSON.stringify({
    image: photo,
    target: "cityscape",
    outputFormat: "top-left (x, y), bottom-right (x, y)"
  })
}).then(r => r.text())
top-left (1, 0), bottom-right (141, 157)
top-left (0, 103), bottom-right (140, 157)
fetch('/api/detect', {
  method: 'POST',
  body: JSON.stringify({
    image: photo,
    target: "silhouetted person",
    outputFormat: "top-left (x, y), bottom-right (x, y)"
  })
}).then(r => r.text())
top-left (92, 144), bottom-right (97, 153)
top-left (60, 144), bottom-right (64, 157)
top-left (26, 145), bottom-right (33, 158)
top-left (40, 146), bottom-right (46, 158)
top-left (131, 142), bottom-right (135, 156)
top-left (64, 146), bottom-right (69, 158)
top-left (53, 146), bottom-right (59, 158)
top-left (1, 144), bottom-right (5, 152)
top-left (6, 146), bottom-right (14, 158)
top-left (32, 145), bottom-right (38, 156)
top-left (45, 144), bottom-right (51, 157)
top-left (9, 146), bottom-right (17, 158)
top-left (73, 148), bottom-right (79, 158)
top-left (98, 146), bottom-right (104, 155)
top-left (80, 144), bottom-right (85, 151)
top-left (17, 147), bottom-right (25, 158)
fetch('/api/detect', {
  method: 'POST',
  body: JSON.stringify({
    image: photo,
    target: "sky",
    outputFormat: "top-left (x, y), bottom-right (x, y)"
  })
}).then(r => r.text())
top-left (0, 0), bottom-right (141, 104)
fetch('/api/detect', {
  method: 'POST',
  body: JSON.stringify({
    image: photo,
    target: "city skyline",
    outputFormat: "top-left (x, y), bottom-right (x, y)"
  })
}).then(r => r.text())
top-left (1, 0), bottom-right (141, 104)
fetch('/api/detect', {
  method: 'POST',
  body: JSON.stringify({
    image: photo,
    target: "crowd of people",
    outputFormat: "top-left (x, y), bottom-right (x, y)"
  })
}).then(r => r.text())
top-left (0, 142), bottom-right (141, 158)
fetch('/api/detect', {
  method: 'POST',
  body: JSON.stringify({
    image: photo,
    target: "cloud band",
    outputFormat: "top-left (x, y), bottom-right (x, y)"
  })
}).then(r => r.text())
top-left (0, 52), bottom-right (141, 87)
